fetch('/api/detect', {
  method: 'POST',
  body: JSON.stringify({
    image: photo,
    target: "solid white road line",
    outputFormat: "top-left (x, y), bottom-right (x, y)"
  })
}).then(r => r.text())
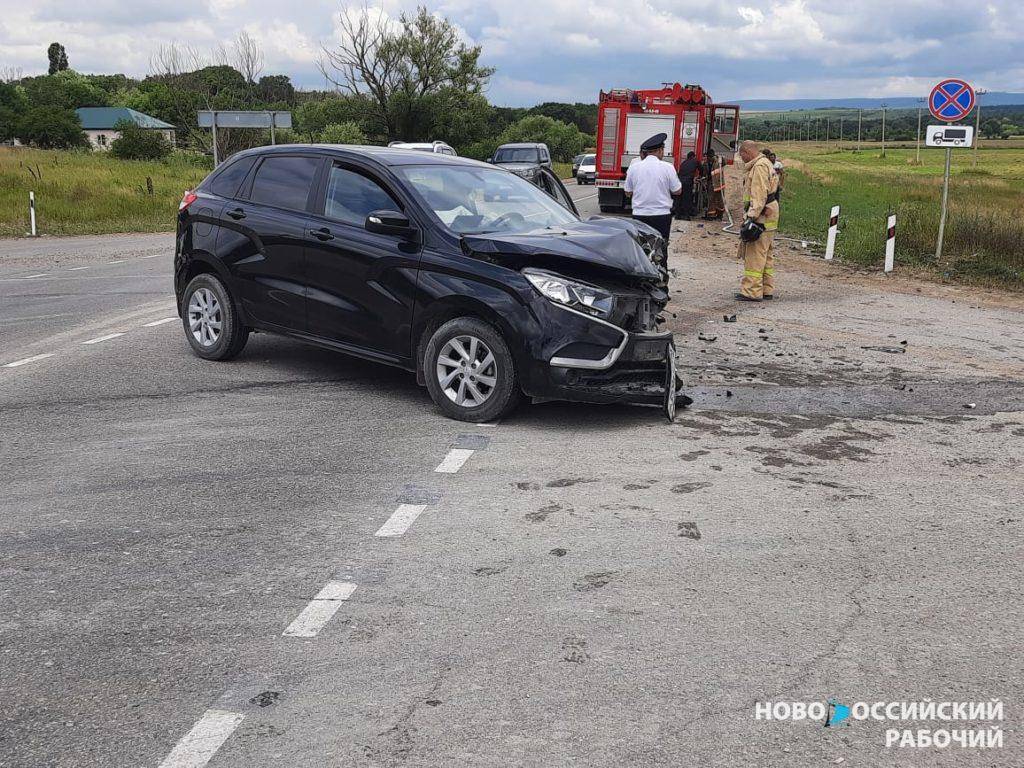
top-left (375, 504), bottom-right (427, 537)
top-left (575, 192), bottom-right (599, 202)
top-left (4, 353), bottom-right (55, 368)
top-left (434, 448), bottom-right (475, 474)
top-left (283, 581), bottom-right (358, 638)
top-left (157, 709), bottom-right (245, 768)
top-left (68, 266), bottom-right (89, 271)
top-left (20, 273), bottom-right (49, 279)
top-left (108, 259), bottom-right (126, 264)
top-left (82, 332), bottom-right (125, 345)
top-left (144, 317), bottom-right (179, 327)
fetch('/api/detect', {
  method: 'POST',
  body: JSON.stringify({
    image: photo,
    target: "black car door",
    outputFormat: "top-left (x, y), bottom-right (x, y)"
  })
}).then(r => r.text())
top-left (216, 154), bottom-right (319, 332)
top-left (537, 167), bottom-right (580, 216)
top-left (303, 160), bottom-right (422, 361)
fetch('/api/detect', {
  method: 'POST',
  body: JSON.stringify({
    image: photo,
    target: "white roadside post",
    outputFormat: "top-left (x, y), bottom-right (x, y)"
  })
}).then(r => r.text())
top-left (825, 205), bottom-right (840, 260)
top-left (29, 191), bottom-right (37, 236)
top-left (884, 214), bottom-right (896, 273)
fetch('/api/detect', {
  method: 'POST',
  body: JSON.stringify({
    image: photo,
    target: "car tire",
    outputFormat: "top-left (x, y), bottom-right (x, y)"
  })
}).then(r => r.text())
top-left (424, 317), bottom-right (520, 423)
top-left (181, 273), bottom-right (249, 361)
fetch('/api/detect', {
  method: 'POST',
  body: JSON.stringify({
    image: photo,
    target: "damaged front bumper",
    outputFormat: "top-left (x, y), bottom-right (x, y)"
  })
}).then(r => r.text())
top-left (521, 302), bottom-right (680, 411)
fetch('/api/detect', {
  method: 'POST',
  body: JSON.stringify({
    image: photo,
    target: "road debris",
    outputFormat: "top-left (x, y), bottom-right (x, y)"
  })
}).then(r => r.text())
top-left (723, 314), bottom-right (737, 323)
top-left (861, 345), bottom-right (906, 354)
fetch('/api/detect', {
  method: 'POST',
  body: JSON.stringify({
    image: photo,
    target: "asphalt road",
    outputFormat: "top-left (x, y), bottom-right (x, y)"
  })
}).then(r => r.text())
top-left (1, 180), bottom-right (1022, 767)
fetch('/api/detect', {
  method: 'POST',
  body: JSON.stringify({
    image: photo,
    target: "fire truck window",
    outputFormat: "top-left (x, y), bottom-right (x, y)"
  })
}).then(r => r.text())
top-left (714, 112), bottom-right (736, 134)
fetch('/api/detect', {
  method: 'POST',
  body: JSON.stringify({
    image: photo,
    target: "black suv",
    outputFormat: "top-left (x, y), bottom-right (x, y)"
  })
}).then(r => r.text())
top-left (175, 145), bottom-right (679, 422)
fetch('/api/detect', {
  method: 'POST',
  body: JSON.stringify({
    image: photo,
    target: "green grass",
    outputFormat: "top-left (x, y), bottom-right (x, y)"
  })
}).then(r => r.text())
top-left (0, 148), bottom-right (211, 237)
top-left (775, 143), bottom-right (1024, 287)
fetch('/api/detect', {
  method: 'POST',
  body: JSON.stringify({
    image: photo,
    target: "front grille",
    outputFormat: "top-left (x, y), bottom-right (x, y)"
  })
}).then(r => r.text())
top-left (617, 296), bottom-right (655, 332)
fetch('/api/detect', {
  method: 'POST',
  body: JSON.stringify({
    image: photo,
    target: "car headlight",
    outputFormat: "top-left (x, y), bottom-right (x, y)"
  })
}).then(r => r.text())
top-left (523, 269), bottom-right (615, 318)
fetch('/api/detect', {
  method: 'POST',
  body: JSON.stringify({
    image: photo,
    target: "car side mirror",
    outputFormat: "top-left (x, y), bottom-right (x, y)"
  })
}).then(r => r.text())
top-left (366, 210), bottom-right (418, 241)
top-left (486, 157), bottom-right (493, 163)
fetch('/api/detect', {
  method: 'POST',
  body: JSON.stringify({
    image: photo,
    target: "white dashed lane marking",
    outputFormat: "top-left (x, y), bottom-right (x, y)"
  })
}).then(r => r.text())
top-left (68, 266), bottom-right (89, 271)
top-left (283, 581), bottom-right (358, 638)
top-left (375, 504), bottom-right (427, 537)
top-left (82, 332), bottom-right (125, 345)
top-left (144, 317), bottom-right (179, 327)
top-left (4, 353), bottom-right (55, 368)
top-left (157, 709), bottom-right (245, 768)
top-left (107, 259), bottom-right (126, 264)
top-left (434, 448), bottom-right (475, 474)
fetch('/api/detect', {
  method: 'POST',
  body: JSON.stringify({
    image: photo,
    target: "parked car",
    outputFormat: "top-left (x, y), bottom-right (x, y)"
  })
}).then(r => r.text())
top-left (571, 153), bottom-right (586, 177)
top-left (387, 140), bottom-right (457, 155)
top-left (489, 142), bottom-right (552, 185)
top-left (576, 154), bottom-right (596, 185)
top-left (175, 145), bottom-right (680, 422)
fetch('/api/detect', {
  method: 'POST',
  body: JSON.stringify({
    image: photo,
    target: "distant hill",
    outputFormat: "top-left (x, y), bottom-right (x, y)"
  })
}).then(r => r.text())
top-left (732, 92), bottom-right (1024, 113)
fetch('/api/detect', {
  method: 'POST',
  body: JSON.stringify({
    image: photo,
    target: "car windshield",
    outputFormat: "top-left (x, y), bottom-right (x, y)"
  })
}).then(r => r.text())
top-left (397, 164), bottom-right (578, 235)
top-left (582, 155), bottom-right (596, 164)
top-left (494, 148), bottom-right (539, 163)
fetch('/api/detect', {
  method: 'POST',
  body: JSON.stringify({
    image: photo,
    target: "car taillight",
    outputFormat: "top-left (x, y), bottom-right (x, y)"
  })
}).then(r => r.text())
top-left (179, 190), bottom-right (198, 211)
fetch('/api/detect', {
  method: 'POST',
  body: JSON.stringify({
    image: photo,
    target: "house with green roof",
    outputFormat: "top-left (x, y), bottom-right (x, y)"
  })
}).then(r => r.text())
top-left (74, 107), bottom-right (176, 151)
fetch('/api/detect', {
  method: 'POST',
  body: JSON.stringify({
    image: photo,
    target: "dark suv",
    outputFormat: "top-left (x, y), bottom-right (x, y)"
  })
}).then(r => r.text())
top-left (175, 145), bottom-right (680, 422)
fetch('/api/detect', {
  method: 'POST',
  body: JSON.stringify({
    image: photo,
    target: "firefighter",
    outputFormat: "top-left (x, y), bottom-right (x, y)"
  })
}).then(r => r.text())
top-left (623, 132), bottom-right (681, 268)
top-left (704, 148), bottom-right (725, 219)
top-left (736, 139), bottom-right (780, 302)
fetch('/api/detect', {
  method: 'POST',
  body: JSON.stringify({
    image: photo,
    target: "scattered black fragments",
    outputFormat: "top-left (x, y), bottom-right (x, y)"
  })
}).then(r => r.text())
top-left (698, 333), bottom-right (717, 342)
top-left (250, 691), bottom-right (281, 708)
top-left (964, 403), bottom-right (977, 409)
top-left (724, 314), bottom-right (737, 323)
top-left (726, 390), bottom-right (733, 397)
top-left (550, 548), bottom-right (568, 557)
top-left (861, 345), bottom-right (906, 354)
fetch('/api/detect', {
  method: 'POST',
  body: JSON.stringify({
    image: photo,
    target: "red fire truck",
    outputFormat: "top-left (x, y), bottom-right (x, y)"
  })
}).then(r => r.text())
top-left (595, 83), bottom-right (740, 213)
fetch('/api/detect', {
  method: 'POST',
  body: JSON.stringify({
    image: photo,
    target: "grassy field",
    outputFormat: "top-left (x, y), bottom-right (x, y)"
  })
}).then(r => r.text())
top-left (0, 148), bottom-right (210, 238)
top-left (775, 142), bottom-right (1024, 287)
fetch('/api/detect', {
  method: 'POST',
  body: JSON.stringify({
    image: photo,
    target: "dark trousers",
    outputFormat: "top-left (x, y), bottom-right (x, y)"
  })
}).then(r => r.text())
top-left (632, 213), bottom-right (673, 267)
top-left (674, 179), bottom-right (695, 218)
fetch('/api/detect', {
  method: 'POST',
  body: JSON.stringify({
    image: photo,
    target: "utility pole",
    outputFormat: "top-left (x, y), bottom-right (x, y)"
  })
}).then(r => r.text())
top-left (880, 102), bottom-right (888, 158)
top-left (857, 109), bottom-right (862, 151)
top-left (838, 116), bottom-right (843, 149)
top-left (973, 88), bottom-right (988, 166)
top-left (915, 97), bottom-right (925, 164)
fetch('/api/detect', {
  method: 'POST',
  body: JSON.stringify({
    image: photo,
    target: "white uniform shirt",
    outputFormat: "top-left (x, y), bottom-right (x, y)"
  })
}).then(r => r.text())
top-left (773, 160), bottom-right (784, 174)
top-left (623, 155), bottom-right (681, 216)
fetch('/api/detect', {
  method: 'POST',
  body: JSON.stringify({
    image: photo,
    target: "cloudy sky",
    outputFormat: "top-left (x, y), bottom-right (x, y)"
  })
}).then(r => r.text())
top-left (0, 0), bottom-right (1021, 105)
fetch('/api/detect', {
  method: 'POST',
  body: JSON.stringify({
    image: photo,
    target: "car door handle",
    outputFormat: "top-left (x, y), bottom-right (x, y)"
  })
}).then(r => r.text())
top-left (310, 227), bottom-right (335, 242)
top-left (227, 208), bottom-right (246, 220)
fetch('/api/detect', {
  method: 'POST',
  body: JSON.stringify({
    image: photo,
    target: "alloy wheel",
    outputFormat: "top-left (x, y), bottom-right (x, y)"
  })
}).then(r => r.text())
top-left (436, 335), bottom-right (497, 408)
top-left (187, 287), bottom-right (222, 347)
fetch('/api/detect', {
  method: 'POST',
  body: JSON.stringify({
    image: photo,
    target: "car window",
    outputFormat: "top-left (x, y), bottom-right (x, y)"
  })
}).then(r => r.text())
top-left (208, 156), bottom-right (256, 199)
top-left (494, 148), bottom-right (540, 163)
top-left (539, 147), bottom-right (550, 162)
top-left (249, 156), bottom-right (319, 211)
top-left (397, 164), bottom-right (577, 235)
top-left (582, 155), bottom-right (596, 164)
top-left (325, 165), bottom-right (401, 226)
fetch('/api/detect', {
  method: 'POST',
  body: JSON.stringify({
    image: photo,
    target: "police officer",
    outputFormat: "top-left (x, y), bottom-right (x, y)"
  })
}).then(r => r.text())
top-left (736, 139), bottom-right (780, 301)
top-left (624, 132), bottom-right (681, 267)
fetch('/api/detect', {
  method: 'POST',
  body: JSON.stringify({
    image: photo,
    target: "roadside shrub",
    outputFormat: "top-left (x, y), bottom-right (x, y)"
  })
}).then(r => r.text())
top-left (110, 120), bottom-right (172, 160)
top-left (17, 106), bottom-right (88, 149)
top-left (317, 122), bottom-right (367, 145)
top-left (497, 115), bottom-right (589, 162)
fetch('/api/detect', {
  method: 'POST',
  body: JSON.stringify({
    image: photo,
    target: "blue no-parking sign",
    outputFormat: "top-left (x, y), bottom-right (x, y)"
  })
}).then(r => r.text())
top-left (929, 79), bottom-right (975, 122)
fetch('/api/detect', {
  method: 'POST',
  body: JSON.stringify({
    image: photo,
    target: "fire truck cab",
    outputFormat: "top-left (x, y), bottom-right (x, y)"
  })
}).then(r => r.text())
top-left (595, 83), bottom-right (740, 213)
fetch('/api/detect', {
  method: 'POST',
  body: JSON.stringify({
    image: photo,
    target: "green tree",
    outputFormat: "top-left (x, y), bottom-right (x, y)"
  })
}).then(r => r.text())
top-left (47, 43), bottom-right (69, 75)
top-left (17, 106), bottom-right (87, 148)
top-left (498, 115), bottom-right (589, 162)
top-left (295, 96), bottom-right (367, 141)
top-left (21, 71), bottom-right (109, 110)
top-left (257, 75), bottom-right (295, 105)
top-left (0, 81), bottom-right (28, 142)
top-left (320, 6), bottom-right (493, 142)
top-left (109, 119), bottom-right (172, 160)
top-left (318, 122), bottom-right (367, 145)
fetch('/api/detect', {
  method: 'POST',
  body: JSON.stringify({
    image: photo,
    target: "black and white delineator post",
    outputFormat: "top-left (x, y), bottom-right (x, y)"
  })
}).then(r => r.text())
top-left (29, 191), bottom-right (37, 237)
top-left (884, 213), bottom-right (896, 273)
top-left (825, 205), bottom-right (840, 260)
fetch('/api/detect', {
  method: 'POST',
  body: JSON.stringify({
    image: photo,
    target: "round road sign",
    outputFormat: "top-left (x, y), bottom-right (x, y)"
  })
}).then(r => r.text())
top-left (929, 79), bottom-right (975, 122)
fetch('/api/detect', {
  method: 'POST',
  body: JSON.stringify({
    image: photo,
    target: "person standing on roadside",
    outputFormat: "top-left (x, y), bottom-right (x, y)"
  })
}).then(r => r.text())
top-left (623, 132), bottom-right (681, 268)
top-left (770, 151), bottom-right (785, 194)
top-left (674, 150), bottom-right (700, 220)
top-left (735, 139), bottom-right (780, 302)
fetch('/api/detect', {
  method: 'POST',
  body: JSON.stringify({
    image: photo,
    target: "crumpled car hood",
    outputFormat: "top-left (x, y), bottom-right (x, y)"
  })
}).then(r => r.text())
top-left (461, 217), bottom-right (663, 282)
